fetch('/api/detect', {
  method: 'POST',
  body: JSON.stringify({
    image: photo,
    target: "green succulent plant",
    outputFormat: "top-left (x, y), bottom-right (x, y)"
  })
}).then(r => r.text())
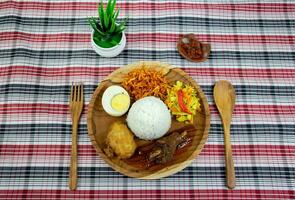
top-left (88, 0), bottom-right (128, 48)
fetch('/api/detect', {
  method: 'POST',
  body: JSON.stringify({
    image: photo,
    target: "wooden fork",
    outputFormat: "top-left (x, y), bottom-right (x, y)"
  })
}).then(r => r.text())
top-left (69, 83), bottom-right (84, 190)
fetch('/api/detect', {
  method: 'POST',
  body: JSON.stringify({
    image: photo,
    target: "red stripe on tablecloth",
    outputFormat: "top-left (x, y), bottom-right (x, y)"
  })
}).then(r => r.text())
top-left (0, 189), bottom-right (294, 199)
top-left (1, 32), bottom-right (295, 44)
top-left (0, 104), bottom-right (87, 115)
top-left (0, 144), bottom-right (294, 157)
top-left (129, 33), bottom-right (295, 44)
top-left (0, 103), bottom-right (294, 115)
top-left (0, 66), bottom-right (294, 79)
top-left (0, 66), bottom-right (114, 77)
top-left (1, 1), bottom-right (295, 12)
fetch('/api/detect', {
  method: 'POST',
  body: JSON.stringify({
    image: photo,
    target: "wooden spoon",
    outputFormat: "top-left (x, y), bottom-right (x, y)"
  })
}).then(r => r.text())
top-left (213, 80), bottom-right (236, 189)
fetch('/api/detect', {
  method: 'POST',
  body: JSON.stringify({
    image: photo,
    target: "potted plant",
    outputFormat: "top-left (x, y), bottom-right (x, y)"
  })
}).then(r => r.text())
top-left (88, 0), bottom-right (128, 57)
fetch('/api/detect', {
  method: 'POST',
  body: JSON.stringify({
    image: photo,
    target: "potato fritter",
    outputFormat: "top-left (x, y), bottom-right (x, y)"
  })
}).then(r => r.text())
top-left (105, 121), bottom-right (137, 159)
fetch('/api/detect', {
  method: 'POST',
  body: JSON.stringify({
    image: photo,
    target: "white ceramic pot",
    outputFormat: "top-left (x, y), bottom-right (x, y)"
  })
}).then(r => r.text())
top-left (91, 31), bottom-right (126, 58)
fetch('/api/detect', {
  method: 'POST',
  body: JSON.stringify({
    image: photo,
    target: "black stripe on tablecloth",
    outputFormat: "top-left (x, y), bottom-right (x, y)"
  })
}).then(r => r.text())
top-left (0, 166), bottom-right (294, 179)
top-left (1, 124), bottom-right (294, 136)
top-left (1, 49), bottom-right (294, 60)
top-left (1, 84), bottom-right (295, 97)
top-left (1, 16), bottom-right (295, 28)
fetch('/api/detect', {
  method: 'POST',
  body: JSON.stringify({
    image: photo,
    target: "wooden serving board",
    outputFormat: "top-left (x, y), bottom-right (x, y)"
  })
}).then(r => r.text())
top-left (87, 61), bottom-right (210, 179)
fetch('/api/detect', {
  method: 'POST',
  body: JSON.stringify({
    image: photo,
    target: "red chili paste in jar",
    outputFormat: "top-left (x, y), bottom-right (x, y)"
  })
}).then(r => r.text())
top-left (177, 34), bottom-right (211, 62)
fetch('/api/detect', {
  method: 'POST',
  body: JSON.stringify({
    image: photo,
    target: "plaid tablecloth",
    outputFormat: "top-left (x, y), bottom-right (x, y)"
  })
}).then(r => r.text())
top-left (0, 0), bottom-right (295, 199)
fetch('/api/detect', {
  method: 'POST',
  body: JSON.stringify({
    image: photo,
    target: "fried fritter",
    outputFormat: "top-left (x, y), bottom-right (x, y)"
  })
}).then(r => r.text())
top-left (105, 121), bottom-right (137, 159)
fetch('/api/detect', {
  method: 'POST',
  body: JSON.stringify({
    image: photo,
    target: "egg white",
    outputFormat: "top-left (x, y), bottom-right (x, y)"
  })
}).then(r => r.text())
top-left (101, 85), bottom-right (130, 117)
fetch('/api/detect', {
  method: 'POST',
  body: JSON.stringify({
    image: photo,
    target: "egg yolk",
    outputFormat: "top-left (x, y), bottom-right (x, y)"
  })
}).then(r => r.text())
top-left (111, 93), bottom-right (130, 112)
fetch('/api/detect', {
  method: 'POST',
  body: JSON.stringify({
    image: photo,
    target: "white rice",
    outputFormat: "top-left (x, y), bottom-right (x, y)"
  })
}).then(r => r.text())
top-left (126, 96), bottom-right (171, 140)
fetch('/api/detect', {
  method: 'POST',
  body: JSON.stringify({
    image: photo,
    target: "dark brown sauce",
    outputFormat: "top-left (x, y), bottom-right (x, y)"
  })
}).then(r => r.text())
top-left (124, 131), bottom-right (195, 170)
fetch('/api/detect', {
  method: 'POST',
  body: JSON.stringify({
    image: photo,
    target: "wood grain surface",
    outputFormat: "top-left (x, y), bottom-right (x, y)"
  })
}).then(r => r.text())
top-left (87, 61), bottom-right (210, 179)
top-left (214, 80), bottom-right (236, 189)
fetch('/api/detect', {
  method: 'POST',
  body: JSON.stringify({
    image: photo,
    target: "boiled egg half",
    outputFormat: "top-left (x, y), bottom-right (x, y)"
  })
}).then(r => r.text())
top-left (102, 85), bottom-right (130, 117)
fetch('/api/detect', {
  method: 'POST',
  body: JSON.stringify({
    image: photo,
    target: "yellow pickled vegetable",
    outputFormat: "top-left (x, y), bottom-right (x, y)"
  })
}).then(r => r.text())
top-left (165, 81), bottom-right (201, 123)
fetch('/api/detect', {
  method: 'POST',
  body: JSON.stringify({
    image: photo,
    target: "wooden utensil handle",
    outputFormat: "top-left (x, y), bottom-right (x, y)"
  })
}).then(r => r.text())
top-left (69, 119), bottom-right (78, 190)
top-left (224, 125), bottom-right (236, 189)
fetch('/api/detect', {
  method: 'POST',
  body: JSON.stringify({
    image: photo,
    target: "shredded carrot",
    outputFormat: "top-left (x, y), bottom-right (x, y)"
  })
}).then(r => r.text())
top-left (122, 68), bottom-right (169, 100)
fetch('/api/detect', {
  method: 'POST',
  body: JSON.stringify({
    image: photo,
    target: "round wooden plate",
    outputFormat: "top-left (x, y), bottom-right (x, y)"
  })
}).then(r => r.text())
top-left (87, 61), bottom-right (210, 179)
